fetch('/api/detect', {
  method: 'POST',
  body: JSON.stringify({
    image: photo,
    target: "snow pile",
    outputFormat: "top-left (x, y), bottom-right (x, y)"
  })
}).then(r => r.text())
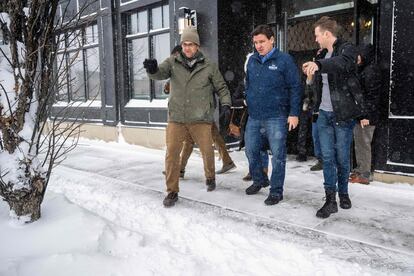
top-left (0, 179), bottom-right (392, 276)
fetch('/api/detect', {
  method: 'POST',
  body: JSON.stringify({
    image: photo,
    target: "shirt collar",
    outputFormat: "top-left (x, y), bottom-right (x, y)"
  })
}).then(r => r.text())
top-left (259, 47), bottom-right (276, 63)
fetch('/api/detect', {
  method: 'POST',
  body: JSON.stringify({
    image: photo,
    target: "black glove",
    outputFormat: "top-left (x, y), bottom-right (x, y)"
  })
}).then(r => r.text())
top-left (220, 105), bottom-right (232, 129)
top-left (143, 58), bottom-right (158, 74)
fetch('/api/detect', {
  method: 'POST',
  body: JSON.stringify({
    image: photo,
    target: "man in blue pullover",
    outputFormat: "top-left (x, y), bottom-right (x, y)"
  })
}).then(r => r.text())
top-left (244, 25), bottom-right (302, 205)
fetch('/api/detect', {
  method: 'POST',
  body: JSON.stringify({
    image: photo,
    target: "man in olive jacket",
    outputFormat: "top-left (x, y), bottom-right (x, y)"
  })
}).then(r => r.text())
top-left (143, 27), bottom-right (232, 207)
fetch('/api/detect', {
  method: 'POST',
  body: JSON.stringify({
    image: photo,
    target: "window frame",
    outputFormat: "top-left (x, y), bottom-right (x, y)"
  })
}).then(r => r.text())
top-left (56, 22), bottom-right (101, 102)
top-left (124, 3), bottom-right (170, 101)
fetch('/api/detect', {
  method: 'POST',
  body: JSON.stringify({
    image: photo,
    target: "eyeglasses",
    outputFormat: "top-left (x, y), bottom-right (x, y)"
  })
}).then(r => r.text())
top-left (181, 42), bottom-right (196, 48)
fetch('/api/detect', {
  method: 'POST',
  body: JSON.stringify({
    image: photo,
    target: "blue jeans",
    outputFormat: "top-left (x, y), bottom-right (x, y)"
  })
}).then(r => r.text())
top-left (312, 122), bottom-right (322, 159)
top-left (317, 110), bottom-right (355, 194)
top-left (245, 117), bottom-right (287, 195)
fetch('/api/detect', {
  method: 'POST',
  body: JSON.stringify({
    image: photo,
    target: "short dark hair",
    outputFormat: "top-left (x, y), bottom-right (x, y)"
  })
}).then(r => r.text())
top-left (251, 24), bottom-right (274, 39)
top-left (314, 16), bottom-right (340, 37)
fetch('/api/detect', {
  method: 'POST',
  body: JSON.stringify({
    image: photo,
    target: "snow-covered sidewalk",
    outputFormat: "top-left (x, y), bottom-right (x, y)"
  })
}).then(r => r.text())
top-left (1, 139), bottom-right (413, 275)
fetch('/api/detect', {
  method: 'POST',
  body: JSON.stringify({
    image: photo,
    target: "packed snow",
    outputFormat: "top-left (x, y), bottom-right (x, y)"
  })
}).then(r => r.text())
top-left (1, 139), bottom-right (413, 276)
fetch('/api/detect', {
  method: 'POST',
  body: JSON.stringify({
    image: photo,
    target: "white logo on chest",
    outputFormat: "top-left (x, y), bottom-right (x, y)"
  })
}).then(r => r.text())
top-left (268, 64), bottom-right (278, 70)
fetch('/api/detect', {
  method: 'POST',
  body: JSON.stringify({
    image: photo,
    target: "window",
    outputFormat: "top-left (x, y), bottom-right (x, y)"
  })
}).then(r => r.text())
top-left (56, 23), bottom-right (101, 102)
top-left (0, 23), bottom-right (7, 45)
top-left (125, 4), bottom-right (170, 100)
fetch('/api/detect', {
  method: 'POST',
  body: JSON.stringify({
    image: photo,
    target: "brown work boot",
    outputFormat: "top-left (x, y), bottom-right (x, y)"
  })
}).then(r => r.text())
top-left (163, 192), bottom-right (178, 207)
top-left (216, 162), bottom-right (236, 174)
top-left (350, 175), bottom-right (369, 185)
top-left (206, 178), bottom-right (216, 191)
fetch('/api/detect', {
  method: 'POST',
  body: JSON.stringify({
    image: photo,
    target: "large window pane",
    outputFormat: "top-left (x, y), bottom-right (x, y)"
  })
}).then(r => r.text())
top-left (86, 47), bottom-right (101, 100)
top-left (128, 11), bottom-right (148, 34)
top-left (153, 33), bottom-right (170, 98)
top-left (128, 13), bottom-right (138, 34)
top-left (67, 29), bottom-right (82, 49)
top-left (56, 53), bottom-right (69, 101)
top-left (129, 38), bottom-right (150, 98)
top-left (162, 5), bottom-right (169, 28)
top-left (68, 51), bottom-right (86, 101)
top-left (85, 24), bottom-right (99, 45)
top-left (138, 11), bottom-right (148, 33)
top-left (151, 7), bottom-right (162, 30)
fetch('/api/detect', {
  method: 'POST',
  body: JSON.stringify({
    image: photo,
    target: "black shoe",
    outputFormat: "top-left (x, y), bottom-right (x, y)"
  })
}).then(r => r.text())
top-left (216, 162), bottom-right (236, 174)
top-left (206, 178), bottom-right (216, 192)
top-left (296, 154), bottom-right (307, 162)
top-left (264, 194), bottom-right (283, 205)
top-left (310, 160), bottom-right (323, 171)
top-left (262, 179), bottom-right (270, 188)
top-left (245, 183), bottom-right (262, 195)
top-left (163, 192), bottom-right (178, 207)
top-left (162, 170), bottom-right (185, 178)
top-left (339, 194), bottom-right (352, 209)
top-left (316, 191), bottom-right (338, 218)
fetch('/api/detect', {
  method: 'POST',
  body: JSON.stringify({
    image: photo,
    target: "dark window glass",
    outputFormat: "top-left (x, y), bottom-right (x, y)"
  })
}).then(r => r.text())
top-left (56, 23), bottom-right (101, 102)
top-left (125, 4), bottom-right (170, 100)
top-left (129, 38), bottom-right (150, 98)
top-left (56, 53), bottom-right (69, 101)
top-left (151, 6), bottom-right (163, 30)
top-left (162, 5), bottom-right (169, 28)
top-left (86, 47), bottom-right (101, 100)
top-left (69, 51), bottom-right (86, 101)
top-left (153, 33), bottom-right (170, 98)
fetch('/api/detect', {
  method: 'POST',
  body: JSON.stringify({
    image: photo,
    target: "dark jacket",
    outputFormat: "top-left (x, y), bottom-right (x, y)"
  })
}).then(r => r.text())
top-left (246, 48), bottom-right (302, 120)
top-left (313, 39), bottom-right (366, 122)
top-left (358, 44), bottom-right (382, 125)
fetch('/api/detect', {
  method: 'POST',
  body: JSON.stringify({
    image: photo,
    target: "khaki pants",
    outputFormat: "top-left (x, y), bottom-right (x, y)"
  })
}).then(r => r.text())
top-left (166, 122), bottom-right (215, 193)
top-left (179, 123), bottom-right (233, 171)
top-left (353, 124), bottom-right (375, 178)
top-left (211, 123), bottom-right (233, 165)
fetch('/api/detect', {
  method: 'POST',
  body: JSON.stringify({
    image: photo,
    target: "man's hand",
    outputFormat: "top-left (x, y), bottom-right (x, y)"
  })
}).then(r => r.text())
top-left (143, 58), bottom-right (158, 74)
top-left (288, 116), bottom-right (299, 131)
top-left (302, 61), bottom-right (319, 76)
top-left (360, 119), bottom-right (370, 128)
top-left (220, 105), bottom-right (232, 129)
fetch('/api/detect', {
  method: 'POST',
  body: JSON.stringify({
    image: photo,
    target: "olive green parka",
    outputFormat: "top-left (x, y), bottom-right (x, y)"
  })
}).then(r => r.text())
top-left (148, 51), bottom-right (231, 123)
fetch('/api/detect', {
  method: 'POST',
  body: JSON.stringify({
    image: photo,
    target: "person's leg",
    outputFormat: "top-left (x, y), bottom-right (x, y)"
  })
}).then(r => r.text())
top-left (165, 122), bottom-right (187, 193)
top-left (296, 110), bottom-right (310, 160)
top-left (315, 111), bottom-right (338, 218)
top-left (245, 118), bottom-right (267, 191)
top-left (353, 124), bottom-right (375, 180)
top-left (335, 119), bottom-right (356, 195)
top-left (317, 110), bottom-right (337, 193)
top-left (180, 132), bottom-right (194, 173)
top-left (188, 123), bottom-right (215, 181)
top-left (212, 123), bottom-right (233, 166)
top-left (264, 117), bottom-right (287, 197)
top-left (312, 121), bottom-right (322, 160)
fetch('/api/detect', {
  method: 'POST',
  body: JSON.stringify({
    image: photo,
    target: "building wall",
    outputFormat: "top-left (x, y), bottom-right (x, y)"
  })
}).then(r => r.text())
top-left (374, 0), bottom-right (414, 174)
top-left (49, 0), bottom-right (414, 179)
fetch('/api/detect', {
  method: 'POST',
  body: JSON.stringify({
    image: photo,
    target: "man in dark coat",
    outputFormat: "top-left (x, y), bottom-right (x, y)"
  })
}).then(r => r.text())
top-left (350, 44), bottom-right (382, 184)
top-left (303, 16), bottom-right (365, 218)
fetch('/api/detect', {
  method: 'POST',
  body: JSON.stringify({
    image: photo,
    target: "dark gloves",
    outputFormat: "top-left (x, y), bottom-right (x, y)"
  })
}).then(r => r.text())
top-left (220, 105), bottom-right (232, 129)
top-left (143, 58), bottom-right (158, 74)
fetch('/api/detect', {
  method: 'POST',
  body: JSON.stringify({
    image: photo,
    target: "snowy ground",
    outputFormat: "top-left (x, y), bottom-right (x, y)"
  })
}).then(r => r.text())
top-left (1, 139), bottom-right (413, 276)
